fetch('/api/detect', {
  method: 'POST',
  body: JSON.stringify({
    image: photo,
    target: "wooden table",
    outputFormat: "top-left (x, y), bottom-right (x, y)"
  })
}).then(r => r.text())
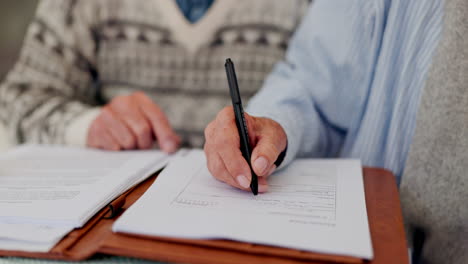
top-left (1, 168), bottom-right (409, 264)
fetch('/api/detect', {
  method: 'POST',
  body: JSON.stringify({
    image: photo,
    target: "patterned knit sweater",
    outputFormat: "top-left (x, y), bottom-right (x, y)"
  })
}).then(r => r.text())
top-left (0, 0), bottom-right (308, 148)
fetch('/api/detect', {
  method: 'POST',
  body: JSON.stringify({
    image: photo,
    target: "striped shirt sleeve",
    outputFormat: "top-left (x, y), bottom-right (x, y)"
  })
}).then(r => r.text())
top-left (247, 0), bottom-right (377, 168)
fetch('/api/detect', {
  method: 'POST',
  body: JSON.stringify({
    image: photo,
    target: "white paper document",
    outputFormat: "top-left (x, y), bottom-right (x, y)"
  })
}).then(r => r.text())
top-left (113, 150), bottom-right (373, 259)
top-left (0, 144), bottom-right (171, 252)
top-left (0, 145), bottom-right (169, 226)
top-left (0, 223), bottom-right (73, 252)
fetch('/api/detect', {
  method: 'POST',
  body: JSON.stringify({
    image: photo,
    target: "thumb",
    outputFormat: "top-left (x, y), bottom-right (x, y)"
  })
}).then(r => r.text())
top-left (250, 119), bottom-right (287, 176)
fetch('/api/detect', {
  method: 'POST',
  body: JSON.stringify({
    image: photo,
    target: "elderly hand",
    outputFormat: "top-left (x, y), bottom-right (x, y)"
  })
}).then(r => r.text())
top-left (87, 92), bottom-right (180, 153)
top-left (204, 106), bottom-right (287, 193)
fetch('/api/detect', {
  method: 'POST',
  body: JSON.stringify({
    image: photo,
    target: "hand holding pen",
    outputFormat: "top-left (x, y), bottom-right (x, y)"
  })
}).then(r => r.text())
top-left (203, 59), bottom-right (287, 194)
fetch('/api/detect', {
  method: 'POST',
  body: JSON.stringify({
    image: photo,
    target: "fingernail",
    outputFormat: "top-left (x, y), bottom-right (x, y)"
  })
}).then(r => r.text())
top-left (236, 175), bottom-right (250, 189)
top-left (259, 184), bottom-right (269, 193)
top-left (254, 157), bottom-right (268, 175)
top-left (162, 140), bottom-right (177, 153)
top-left (267, 165), bottom-right (277, 176)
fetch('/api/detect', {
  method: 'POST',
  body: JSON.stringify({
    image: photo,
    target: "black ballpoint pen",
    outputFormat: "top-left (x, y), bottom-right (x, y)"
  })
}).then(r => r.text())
top-left (225, 58), bottom-right (258, 195)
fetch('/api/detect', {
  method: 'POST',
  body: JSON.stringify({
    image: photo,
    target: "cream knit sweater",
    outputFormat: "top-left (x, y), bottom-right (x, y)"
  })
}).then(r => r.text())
top-left (0, 0), bottom-right (308, 148)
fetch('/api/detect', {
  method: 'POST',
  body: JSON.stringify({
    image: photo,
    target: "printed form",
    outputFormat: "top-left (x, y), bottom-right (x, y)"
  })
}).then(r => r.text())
top-left (114, 150), bottom-right (373, 259)
top-left (0, 145), bottom-right (170, 252)
top-left (0, 145), bottom-right (169, 226)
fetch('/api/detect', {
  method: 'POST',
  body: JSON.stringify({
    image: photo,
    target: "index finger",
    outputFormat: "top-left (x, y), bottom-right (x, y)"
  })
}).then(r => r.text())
top-left (214, 107), bottom-right (253, 189)
top-left (134, 92), bottom-right (180, 153)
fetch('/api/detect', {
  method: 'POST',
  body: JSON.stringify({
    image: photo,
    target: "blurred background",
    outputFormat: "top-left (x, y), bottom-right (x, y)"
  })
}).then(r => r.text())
top-left (0, 1), bottom-right (38, 79)
top-left (0, 1), bottom-right (37, 150)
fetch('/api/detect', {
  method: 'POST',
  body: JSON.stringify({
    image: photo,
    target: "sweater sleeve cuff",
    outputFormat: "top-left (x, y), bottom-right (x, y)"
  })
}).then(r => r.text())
top-left (64, 108), bottom-right (101, 147)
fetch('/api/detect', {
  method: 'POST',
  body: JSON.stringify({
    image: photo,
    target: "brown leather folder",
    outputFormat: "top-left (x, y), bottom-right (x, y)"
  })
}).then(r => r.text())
top-left (0, 168), bottom-right (409, 264)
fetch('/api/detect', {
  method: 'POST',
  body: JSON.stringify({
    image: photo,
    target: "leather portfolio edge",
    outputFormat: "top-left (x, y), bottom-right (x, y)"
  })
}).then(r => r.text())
top-left (0, 168), bottom-right (409, 264)
top-left (100, 234), bottom-right (364, 264)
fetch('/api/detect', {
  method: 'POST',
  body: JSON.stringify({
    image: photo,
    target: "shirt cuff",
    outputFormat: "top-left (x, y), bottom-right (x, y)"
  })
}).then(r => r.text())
top-left (64, 108), bottom-right (101, 147)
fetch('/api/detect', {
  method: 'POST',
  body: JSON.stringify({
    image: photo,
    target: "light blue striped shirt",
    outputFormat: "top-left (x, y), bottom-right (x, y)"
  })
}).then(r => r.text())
top-left (247, 0), bottom-right (443, 182)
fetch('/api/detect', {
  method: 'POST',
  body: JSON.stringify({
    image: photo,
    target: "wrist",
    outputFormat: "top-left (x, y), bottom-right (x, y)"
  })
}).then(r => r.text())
top-left (65, 108), bottom-right (101, 147)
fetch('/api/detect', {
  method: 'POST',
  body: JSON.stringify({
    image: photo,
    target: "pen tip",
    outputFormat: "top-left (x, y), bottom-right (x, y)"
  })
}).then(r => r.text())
top-left (251, 181), bottom-right (258, 195)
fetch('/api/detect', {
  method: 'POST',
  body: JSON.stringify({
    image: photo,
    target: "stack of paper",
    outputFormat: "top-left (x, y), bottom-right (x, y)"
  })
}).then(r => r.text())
top-left (0, 145), bottom-right (170, 252)
top-left (113, 150), bottom-right (373, 260)
top-left (0, 223), bottom-right (73, 252)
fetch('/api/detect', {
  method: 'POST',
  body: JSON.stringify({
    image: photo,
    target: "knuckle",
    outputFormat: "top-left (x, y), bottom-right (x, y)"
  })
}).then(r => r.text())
top-left (134, 123), bottom-right (151, 138)
top-left (221, 123), bottom-right (233, 133)
top-left (204, 143), bottom-right (218, 160)
top-left (110, 144), bottom-right (120, 151)
top-left (173, 134), bottom-right (181, 144)
top-left (92, 118), bottom-right (106, 133)
top-left (132, 91), bottom-right (147, 99)
top-left (215, 133), bottom-right (234, 147)
top-left (204, 121), bottom-right (215, 139)
top-left (203, 140), bottom-right (212, 152)
top-left (148, 108), bottom-right (168, 124)
top-left (206, 157), bottom-right (217, 175)
top-left (101, 106), bottom-right (113, 117)
top-left (246, 115), bottom-right (256, 132)
top-left (218, 128), bottom-right (238, 146)
top-left (102, 146), bottom-right (112, 151)
top-left (102, 143), bottom-right (115, 151)
top-left (218, 106), bottom-right (234, 121)
top-left (111, 95), bottom-right (132, 107)
top-left (122, 137), bottom-right (135, 149)
top-left (220, 106), bottom-right (232, 115)
top-left (89, 118), bottom-right (101, 131)
top-left (157, 120), bottom-right (172, 133)
top-left (206, 156), bottom-right (224, 180)
top-left (98, 145), bottom-right (108, 150)
top-left (154, 127), bottom-right (173, 141)
top-left (210, 162), bottom-right (224, 179)
top-left (139, 139), bottom-right (153, 149)
top-left (218, 136), bottom-right (231, 146)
